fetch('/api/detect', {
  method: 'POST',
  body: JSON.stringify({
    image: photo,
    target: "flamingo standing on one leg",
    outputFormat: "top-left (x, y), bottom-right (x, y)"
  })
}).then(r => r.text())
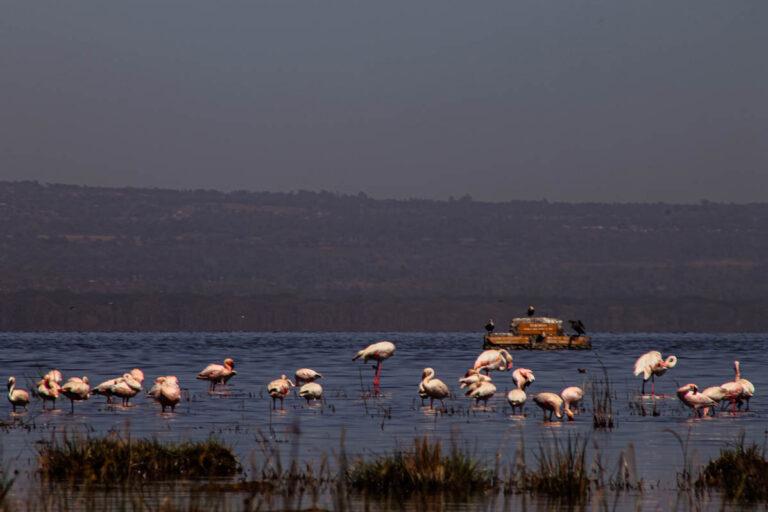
top-left (60, 376), bottom-right (90, 414)
top-left (197, 358), bottom-right (237, 391)
top-left (353, 341), bottom-right (396, 389)
top-left (533, 392), bottom-right (564, 422)
top-left (7, 377), bottom-right (30, 413)
top-left (299, 382), bottom-right (323, 404)
top-left (677, 383), bottom-right (717, 418)
top-left (420, 368), bottom-right (450, 410)
top-left (561, 386), bottom-right (584, 421)
top-left (37, 375), bottom-right (61, 410)
top-left (473, 349), bottom-right (513, 375)
top-left (267, 375), bottom-right (295, 410)
top-left (633, 351), bottom-right (677, 396)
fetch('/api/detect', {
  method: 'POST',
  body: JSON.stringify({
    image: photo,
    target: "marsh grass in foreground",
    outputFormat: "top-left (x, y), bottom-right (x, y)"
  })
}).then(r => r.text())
top-left (347, 436), bottom-right (493, 495)
top-left (696, 434), bottom-right (768, 504)
top-left (506, 435), bottom-right (590, 503)
top-left (38, 435), bottom-right (240, 484)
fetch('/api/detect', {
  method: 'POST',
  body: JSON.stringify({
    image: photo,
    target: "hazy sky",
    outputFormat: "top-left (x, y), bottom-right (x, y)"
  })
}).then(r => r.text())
top-left (2, 2), bottom-right (767, 203)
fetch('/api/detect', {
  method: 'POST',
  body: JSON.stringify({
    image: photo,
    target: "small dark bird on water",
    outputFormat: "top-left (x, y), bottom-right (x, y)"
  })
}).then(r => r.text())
top-left (578, 368), bottom-right (587, 374)
top-left (485, 319), bottom-right (495, 334)
top-left (569, 320), bottom-right (586, 336)
top-left (527, 305), bottom-right (535, 317)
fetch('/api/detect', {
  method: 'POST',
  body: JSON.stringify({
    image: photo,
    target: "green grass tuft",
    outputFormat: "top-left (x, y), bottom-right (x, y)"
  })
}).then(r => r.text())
top-left (508, 435), bottom-right (590, 502)
top-left (38, 435), bottom-right (240, 484)
top-left (696, 434), bottom-right (768, 503)
top-left (347, 437), bottom-right (493, 495)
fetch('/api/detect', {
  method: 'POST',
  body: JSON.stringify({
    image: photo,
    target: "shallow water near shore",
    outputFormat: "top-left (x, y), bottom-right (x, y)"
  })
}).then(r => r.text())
top-left (2, 331), bottom-right (766, 510)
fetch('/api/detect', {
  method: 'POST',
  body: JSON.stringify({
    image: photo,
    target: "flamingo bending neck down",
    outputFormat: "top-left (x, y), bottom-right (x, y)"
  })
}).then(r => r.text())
top-left (633, 351), bottom-right (677, 396)
top-left (677, 383), bottom-right (716, 418)
top-left (299, 382), bottom-right (323, 404)
top-left (7, 377), bottom-right (30, 413)
top-left (560, 386), bottom-right (584, 421)
top-left (353, 341), bottom-right (396, 389)
top-left (473, 349), bottom-right (513, 375)
top-left (533, 392), bottom-right (563, 422)
top-left (420, 368), bottom-right (450, 410)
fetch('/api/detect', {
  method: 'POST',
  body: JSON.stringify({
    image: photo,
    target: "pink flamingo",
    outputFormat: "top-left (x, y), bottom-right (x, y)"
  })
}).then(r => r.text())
top-left (7, 377), bottom-right (30, 413)
top-left (197, 358), bottom-right (237, 391)
top-left (295, 368), bottom-right (323, 385)
top-left (506, 387), bottom-right (526, 415)
top-left (512, 368), bottom-right (535, 390)
top-left (110, 373), bottom-right (143, 406)
top-left (148, 376), bottom-right (181, 412)
top-left (459, 369), bottom-right (492, 389)
top-left (39, 370), bottom-right (63, 387)
top-left (633, 351), bottom-right (677, 396)
top-left (353, 341), bottom-right (396, 388)
top-left (299, 382), bottom-right (323, 404)
top-left (473, 349), bottom-right (513, 374)
top-left (420, 368), bottom-right (450, 410)
top-left (37, 375), bottom-right (61, 410)
top-left (701, 386), bottom-right (728, 416)
top-left (533, 392), bottom-right (564, 421)
top-left (720, 361), bottom-right (745, 413)
top-left (267, 375), bottom-right (295, 410)
top-left (677, 383), bottom-right (717, 417)
top-left (466, 380), bottom-right (496, 408)
top-left (561, 386), bottom-right (584, 420)
top-left (733, 361), bottom-right (754, 410)
top-left (61, 376), bottom-right (90, 414)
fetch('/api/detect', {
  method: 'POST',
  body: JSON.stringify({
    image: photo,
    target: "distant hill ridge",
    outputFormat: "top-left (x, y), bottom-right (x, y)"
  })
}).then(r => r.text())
top-left (1, 180), bottom-right (767, 332)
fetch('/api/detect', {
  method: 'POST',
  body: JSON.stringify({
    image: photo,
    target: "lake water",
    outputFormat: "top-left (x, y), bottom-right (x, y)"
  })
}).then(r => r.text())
top-left (2, 331), bottom-right (766, 511)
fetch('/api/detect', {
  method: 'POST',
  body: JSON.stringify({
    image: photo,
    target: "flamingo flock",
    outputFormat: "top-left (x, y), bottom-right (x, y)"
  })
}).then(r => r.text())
top-left (4, 341), bottom-right (758, 422)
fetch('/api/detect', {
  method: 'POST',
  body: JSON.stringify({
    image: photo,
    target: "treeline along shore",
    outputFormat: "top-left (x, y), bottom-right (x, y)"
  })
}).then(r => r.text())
top-left (1, 180), bottom-right (767, 332)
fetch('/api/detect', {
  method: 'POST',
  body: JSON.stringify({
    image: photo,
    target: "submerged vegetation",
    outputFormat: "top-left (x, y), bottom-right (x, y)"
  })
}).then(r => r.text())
top-left (38, 435), bottom-right (240, 484)
top-left (696, 434), bottom-right (768, 504)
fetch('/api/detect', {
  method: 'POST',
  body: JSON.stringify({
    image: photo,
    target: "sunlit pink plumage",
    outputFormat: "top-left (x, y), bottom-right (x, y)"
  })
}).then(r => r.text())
top-left (197, 358), bottom-right (237, 391)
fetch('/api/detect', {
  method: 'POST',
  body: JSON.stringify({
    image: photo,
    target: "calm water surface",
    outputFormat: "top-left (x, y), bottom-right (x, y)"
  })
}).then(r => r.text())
top-left (2, 332), bottom-right (766, 510)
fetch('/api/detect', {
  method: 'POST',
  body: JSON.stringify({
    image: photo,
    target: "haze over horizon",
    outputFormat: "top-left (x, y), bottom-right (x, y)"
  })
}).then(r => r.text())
top-left (2, 2), bottom-right (767, 203)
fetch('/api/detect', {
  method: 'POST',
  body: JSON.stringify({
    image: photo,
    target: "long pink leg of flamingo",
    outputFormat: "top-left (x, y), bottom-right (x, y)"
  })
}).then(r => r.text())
top-left (650, 375), bottom-right (655, 397)
top-left (373, 360), bottom-right (382, 388)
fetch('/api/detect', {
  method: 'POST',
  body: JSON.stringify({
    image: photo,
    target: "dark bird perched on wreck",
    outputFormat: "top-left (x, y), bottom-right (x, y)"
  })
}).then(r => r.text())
top-left (569, 320), bottom-right (586, 336)
top-left (485, 319), bottom-right (495, 334)
top-left (527, 305), bottom-right (535, 317)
